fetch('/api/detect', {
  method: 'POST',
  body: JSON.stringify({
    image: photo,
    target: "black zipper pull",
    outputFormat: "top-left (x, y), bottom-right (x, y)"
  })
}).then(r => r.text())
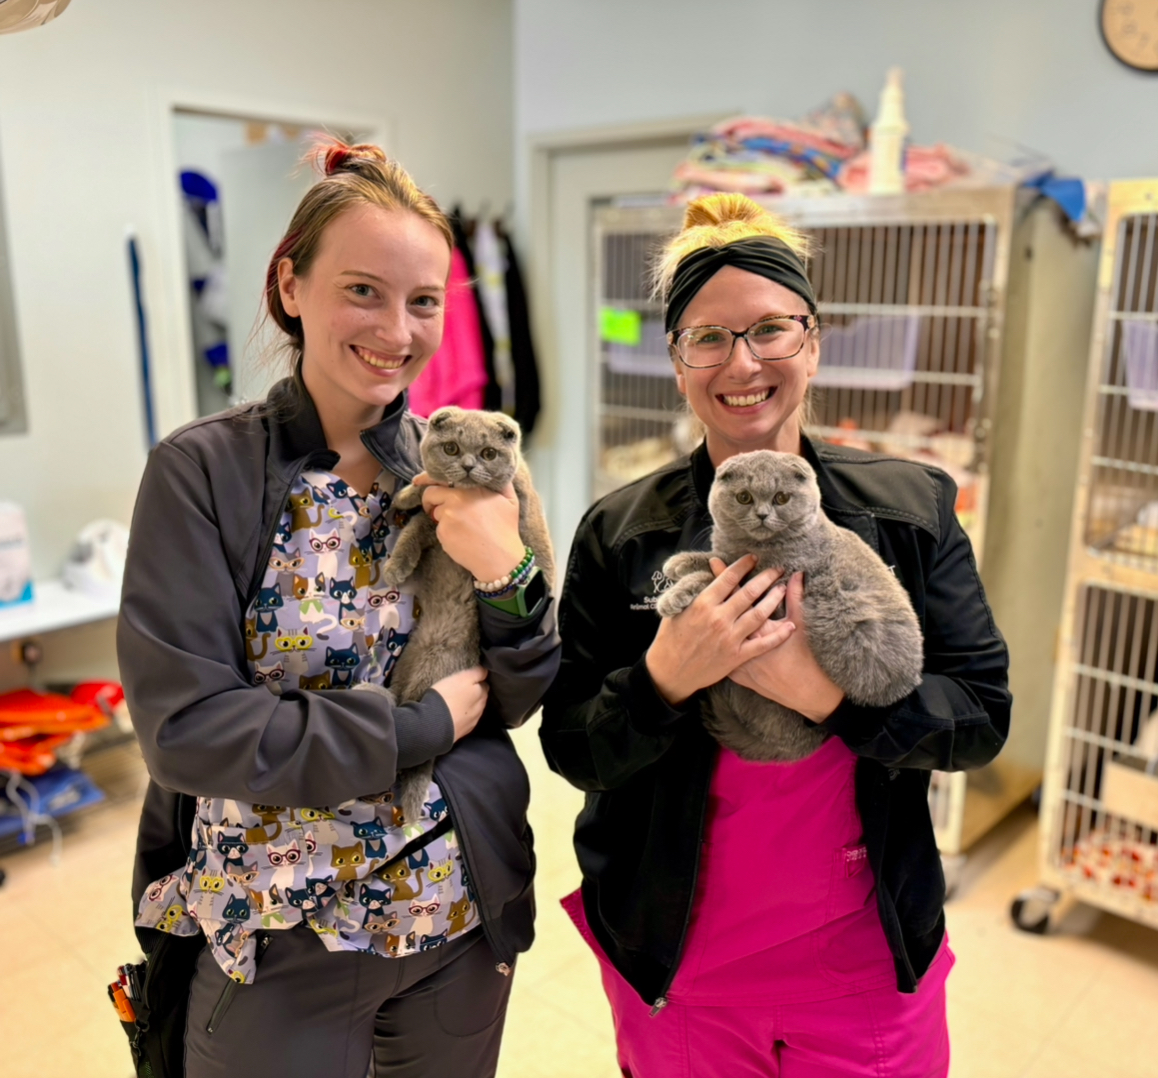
top-left (649, 997), bottom-right (668, 1017)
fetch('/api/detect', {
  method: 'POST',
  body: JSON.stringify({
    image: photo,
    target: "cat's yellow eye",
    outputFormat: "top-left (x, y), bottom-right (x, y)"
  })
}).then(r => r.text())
top-left (480, 447), bottom-right (498, 461)
top-left (736, 491), bottom-right (754, 505)
top-left (443, 442), bottom-right (460, 456)
top-left (774, 492), bottom-right (791, 505)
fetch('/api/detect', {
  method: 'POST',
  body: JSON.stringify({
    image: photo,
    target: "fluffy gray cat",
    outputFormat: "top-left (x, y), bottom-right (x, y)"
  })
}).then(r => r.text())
top-left (656, 450), bottom-right (923, 762)
top-left (377, 407), bottom-right (554, 821)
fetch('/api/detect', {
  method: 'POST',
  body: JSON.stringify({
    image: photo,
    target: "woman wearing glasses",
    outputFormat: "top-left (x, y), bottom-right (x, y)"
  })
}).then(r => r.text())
top-left (540, 194), bottom-right (1009, 1076)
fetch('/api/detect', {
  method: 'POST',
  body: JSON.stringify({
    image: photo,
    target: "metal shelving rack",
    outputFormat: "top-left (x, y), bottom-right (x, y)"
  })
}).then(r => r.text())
top-left (592, 188), bottom-right (1097, 866)
top-left (1017, 180), bottom-right (1158, 933)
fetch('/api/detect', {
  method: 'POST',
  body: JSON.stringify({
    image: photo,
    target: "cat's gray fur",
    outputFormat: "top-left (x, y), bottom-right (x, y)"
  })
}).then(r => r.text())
top-left (656, 450), bottom-right (923, 762)
top-left (378, 407), bottom-right (554, 821)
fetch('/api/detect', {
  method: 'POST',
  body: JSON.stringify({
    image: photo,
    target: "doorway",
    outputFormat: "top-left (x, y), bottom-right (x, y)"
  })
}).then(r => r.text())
top-left (170, 109), bottom-right (368, 417)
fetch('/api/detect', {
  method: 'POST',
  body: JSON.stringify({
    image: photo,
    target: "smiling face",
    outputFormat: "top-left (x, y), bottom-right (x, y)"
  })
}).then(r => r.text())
top-left (278, 203), bottom-right (451, 416)
top-left (672, 265), bottom-right (819, 464)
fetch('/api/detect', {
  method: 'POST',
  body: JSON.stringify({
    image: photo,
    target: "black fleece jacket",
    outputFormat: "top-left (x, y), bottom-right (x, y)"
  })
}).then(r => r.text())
top-left (540, 437), bottom-right (1010, 1005)
top-left (119, 379), bottom-right (561, 967)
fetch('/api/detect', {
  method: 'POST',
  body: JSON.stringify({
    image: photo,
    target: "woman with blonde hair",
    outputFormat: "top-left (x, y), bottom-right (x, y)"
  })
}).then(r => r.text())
top-left (541, 193), bottom-right (1009, 1076)
top-left (121, 141), bottom-right (558, 1078)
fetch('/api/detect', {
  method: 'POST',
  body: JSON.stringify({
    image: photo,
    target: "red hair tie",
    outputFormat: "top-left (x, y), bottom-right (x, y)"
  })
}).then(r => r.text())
top-left (324, 145), bottom-right (353, 176)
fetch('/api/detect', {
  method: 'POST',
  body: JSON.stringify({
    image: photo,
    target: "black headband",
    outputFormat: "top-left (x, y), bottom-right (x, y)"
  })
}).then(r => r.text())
top-left (664, 237), bottom-right (817, 333)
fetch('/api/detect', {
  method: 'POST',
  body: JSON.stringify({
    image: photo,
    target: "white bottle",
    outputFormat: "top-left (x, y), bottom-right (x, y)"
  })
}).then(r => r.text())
top-left (868, 67), bottom-right (908, 196)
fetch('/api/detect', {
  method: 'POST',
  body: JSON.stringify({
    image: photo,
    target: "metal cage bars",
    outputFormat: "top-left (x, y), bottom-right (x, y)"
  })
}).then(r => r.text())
top-left (1040, 181), bottom-right (1158, 931)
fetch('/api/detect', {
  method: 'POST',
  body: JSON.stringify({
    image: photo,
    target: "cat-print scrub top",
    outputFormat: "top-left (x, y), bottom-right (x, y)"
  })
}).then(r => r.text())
top-left (135, 468), bottom-right (476, 983)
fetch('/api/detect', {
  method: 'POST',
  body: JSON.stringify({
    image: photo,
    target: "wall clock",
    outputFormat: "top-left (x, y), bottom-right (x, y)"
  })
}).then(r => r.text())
top-left (1101, 0), bottom-right (1158, 71)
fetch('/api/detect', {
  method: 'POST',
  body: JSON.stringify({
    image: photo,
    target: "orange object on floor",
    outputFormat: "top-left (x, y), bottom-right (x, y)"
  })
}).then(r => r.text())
top-left (0, 732), bottom-right (73, 774)
top-left (0, 688), bottom-right (109, 774)
top-left (0, 688), bottom-right (108, 741)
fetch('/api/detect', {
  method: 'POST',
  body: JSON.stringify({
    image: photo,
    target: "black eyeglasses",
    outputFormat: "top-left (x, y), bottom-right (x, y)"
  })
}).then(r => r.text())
top-left (669, 315), bottom-right (814, 369)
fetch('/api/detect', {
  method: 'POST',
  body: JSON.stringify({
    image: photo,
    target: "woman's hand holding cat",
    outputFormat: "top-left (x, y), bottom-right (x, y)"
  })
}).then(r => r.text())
top-left (646, 555), bottom-right (792, 706)
top-left (431, 666), bottom-right (489, 742)
top-left (415, 473), bottom-right (526, 582)
top-left (726, 572), bottom-right (845, 723)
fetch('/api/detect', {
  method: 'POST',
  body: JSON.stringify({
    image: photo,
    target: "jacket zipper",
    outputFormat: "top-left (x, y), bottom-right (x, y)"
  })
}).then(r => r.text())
top-left (432, 760), bottom-right (515, 974)
top-left (206, 935), bottom-right (272, 1034)
top-left (649, 752), bottom-right (714, 1017)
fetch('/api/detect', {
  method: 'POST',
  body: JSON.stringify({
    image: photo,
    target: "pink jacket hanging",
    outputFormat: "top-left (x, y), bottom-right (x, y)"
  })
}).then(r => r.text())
top-left (408, 247), bottom-right (489, 416)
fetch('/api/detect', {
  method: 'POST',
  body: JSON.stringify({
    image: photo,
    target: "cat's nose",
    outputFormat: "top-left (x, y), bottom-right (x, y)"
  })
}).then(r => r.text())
top-left (756, 509), bottom-right (769, 520)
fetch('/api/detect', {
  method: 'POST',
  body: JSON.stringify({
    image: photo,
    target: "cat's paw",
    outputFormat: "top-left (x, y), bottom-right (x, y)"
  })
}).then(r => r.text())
top-left (662, 551), bottom-right (712, 581)
top-left (655, 575), bottom-right (707, 618)
top-left (392, 484), bottom-right (424, 512)
top-left (377, 564), bottom-right (408, 589)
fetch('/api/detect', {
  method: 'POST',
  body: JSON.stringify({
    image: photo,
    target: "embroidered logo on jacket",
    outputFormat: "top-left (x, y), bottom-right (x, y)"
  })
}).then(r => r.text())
top-left (630, 570), bottom-right (675, 612)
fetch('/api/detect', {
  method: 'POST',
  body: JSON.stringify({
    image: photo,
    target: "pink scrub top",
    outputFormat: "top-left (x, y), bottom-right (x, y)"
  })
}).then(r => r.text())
top-left (667, 735), bottom-right (898, 1006)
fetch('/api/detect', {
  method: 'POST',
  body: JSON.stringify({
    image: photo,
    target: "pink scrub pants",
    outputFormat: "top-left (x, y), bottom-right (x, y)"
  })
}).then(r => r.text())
top-left (563, 738), bottom-right (953, 1077)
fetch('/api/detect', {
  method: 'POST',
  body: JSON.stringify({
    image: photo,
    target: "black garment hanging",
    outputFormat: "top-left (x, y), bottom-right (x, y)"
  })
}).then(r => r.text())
top-left (450, 209), bottom-right (501, 411)
top-left (497, 224), bottom-right (542, 439)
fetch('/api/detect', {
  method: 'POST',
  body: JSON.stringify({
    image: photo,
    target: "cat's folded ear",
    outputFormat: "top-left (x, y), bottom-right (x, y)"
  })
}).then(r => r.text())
top-left (429, 407), bottom-right (463, 430)
top-left (497, 414), bottom-right (521, 444)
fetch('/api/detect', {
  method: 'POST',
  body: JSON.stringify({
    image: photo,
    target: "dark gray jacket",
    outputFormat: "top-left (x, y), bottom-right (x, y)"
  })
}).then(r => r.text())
top-left (119, 379), bottom-right (560, 966)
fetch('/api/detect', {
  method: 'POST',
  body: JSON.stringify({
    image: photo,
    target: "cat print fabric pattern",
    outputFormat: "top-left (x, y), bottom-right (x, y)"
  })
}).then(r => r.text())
top-left (246, 470), bottom-right (414, 693)
top-left (135, 468), bottom-right (475, 982)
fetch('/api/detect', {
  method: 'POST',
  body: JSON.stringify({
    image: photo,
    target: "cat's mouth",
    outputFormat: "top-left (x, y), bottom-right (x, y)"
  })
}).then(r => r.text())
top-left (718, 386), bottom-right (773, 408)
top-left (352, 344), bottom-right (409, 372)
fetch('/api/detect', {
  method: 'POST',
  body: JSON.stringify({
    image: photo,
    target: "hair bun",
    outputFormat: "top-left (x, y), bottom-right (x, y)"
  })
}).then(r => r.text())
top-left (319, 139), bottom-right (389, 177)
top-left (682, 193), bottom-right (766, 231)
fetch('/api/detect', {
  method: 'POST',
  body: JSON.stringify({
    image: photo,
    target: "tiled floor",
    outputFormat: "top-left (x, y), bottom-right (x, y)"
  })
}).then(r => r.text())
top-left (2, 722), bottom-right (1156, 1077)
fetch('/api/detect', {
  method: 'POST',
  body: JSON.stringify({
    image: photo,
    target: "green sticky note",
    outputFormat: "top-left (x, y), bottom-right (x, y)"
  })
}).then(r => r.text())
top-left (600, 307), bottom-right (642, 346)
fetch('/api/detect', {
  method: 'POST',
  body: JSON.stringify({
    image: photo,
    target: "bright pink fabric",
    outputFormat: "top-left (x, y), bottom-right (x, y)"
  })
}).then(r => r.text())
top-left (407, 247), bottom-right (488, 417)
top-left (673, 736), bottom-right (897, 1004)
top-left (562, 737), bottom-right (954, 1076)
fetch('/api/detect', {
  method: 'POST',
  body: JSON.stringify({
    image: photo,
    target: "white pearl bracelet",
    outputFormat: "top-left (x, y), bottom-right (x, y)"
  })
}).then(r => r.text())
top-left (474, 547), bottom-right (534, 593)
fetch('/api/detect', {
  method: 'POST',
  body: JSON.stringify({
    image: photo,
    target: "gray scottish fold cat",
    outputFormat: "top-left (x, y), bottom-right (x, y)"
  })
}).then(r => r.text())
top-left (655, 450), bottom-right (923, 762)
top-left (377, 407), bottom-right (554, 822)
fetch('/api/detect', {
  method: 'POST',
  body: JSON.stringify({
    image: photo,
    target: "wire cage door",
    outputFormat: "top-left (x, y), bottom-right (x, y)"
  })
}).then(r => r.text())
top-left (592, 190), bottom-right (1018, 857)
top-left (1037, 181), bottom-right (1158, 931)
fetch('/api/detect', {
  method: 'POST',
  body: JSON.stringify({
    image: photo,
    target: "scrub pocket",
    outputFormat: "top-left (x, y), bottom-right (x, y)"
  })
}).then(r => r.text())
top-left (813, 842), bottom-right (897, 990)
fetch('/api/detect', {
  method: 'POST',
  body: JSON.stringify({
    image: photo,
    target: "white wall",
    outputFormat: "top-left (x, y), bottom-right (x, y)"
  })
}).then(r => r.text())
top-left (0, 0), bottom-right (513, 589)
top-left (515, 0), bottom-right (1158, 182)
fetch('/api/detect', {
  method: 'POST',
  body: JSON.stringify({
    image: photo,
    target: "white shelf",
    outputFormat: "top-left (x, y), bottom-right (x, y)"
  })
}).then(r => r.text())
top-left (0, 580), bottom-right (119, 642)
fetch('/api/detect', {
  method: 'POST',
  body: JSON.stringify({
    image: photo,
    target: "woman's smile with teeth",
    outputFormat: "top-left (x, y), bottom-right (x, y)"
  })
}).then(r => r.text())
top-left (720, 387), bottom-right (773, 407)
top-left (352, 344), bottom-right (407, 370)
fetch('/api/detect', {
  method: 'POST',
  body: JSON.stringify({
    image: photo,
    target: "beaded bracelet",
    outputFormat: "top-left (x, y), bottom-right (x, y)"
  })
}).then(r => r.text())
top-left (474, 547), bottom-right (534, 595)
top-left (476, 554), bottom-right (537, 599)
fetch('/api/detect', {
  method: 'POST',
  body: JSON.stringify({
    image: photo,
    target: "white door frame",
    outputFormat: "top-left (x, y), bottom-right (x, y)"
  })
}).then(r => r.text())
top-left (144, 86), bottom-right (391, 437)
